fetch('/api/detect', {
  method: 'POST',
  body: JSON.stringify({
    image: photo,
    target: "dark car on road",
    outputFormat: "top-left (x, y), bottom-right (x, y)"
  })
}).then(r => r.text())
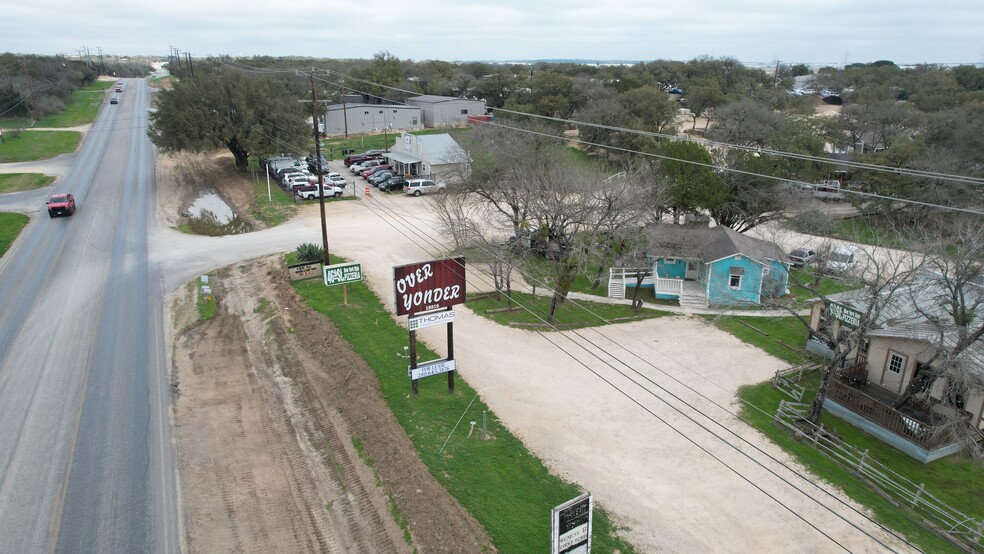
top-left (47, 193), bottom-right (76, 217)
top-left (378, 176), bottom-right (407, 192)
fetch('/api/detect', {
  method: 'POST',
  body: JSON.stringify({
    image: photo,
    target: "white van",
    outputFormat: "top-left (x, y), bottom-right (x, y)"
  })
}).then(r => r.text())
top-left (825, 245), bottom-right (859, 273)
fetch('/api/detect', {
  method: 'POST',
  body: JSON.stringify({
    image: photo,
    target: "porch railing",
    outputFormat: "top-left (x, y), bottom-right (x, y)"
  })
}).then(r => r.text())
top-left (608, 267), bottom-right (683, 299)
top-left (827, 366), bottom-right (948, 450)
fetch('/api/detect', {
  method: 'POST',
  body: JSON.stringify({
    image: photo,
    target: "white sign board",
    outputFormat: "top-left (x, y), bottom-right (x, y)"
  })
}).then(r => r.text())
top-left (324, 262), bottom-right (363, 286)
top-left (408, 310), bottom-right (455, 331)
top-left (551, 493), bottom-right (592, 554)
top-left (409, 359), bottom-right (456, 381)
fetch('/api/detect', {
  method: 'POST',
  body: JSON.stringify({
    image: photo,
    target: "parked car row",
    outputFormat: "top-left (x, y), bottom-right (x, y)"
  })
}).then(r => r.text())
top-left (787, 244), bottom-right (859, 273)
top-left (260, 155), bottom-right (349, 200)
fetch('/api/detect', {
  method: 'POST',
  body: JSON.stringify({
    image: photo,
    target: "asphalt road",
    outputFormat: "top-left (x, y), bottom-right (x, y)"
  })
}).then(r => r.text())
top-left (0, 79), bottom-right (179, 553)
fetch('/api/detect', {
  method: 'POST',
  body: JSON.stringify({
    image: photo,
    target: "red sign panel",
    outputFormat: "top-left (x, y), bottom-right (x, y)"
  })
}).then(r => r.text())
top-left (393, 257), bottom-right (466, 316)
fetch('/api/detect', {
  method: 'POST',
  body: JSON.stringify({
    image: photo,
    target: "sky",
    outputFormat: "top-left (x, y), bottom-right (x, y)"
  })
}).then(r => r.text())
top-left (3, 0), bottom-right (983, 66)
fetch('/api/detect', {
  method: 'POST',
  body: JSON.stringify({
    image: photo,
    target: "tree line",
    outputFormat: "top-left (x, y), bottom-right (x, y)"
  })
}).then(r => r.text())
top-left (0, 53), bottom-right (152, 122)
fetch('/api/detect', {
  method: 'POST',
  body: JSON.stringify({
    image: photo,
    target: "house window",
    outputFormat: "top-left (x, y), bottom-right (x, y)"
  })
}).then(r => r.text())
top-left (364, 111), bottom-right (369, 115)
top-left (461, 109), bottom-right (468, 114)
top-left (664, 257), bottom-right (677, 264)
top-left (393, 110), bottom-right (398, 113)
top-left (886, 352), bottom-right (906, 374)
top-left (379, 110), bottom-right (384, 114)
top-left (411, 117), bottom-right (418, 125)
top-left (728, 266), bottom-right (744, 290)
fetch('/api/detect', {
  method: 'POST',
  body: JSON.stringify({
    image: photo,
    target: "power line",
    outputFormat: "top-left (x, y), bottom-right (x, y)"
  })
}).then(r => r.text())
top-left (339, 179), bottom-right (911, 552)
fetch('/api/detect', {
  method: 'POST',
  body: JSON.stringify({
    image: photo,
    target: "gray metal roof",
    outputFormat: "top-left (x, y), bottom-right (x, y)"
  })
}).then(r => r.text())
top-left (325, 103), bottom-right (418, 111)
top-left (418, 134), bottom-right (466, 165)
top-left (407, 95), bottom-right (476, 104)
top-left (647, 225), bottom-right (788, 266)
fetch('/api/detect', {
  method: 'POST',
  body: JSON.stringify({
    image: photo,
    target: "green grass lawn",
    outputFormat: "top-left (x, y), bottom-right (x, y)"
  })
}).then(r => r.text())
top-left (787, 267), bottom-right (859, 307)
top-left (740, 379), bottom-right (984, 553)
top-left (707, 314), bottom-right (813, 365)
top-left (0, 81), bottom-right (111, 129)
top-left (0, 131), bottom-right (81, 162)
top-left (292, 256), bottom-right (636, 553)
top-left (0, 212), bottom-right (30, 257)
top-left (465, 290), bottom-right (670, 329)
top-left (832, 216), bottom-right (911, 250)
top-left (250, 174), bottom-right (298, 227)
top-left (0, 173), bottom-right (55, 193)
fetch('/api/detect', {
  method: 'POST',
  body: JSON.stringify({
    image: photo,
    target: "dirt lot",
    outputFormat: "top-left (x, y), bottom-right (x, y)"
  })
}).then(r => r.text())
top-left (166, 160), bottom-right (493, 553)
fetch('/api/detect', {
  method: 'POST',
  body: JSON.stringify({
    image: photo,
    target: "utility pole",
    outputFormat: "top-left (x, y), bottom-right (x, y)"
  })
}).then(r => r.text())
top-left (311, 76), bottom-right (330, 265)
top-left (186, 52), bottom-right (194, 78)
top-left (175, 49), bottom-right (182, 71)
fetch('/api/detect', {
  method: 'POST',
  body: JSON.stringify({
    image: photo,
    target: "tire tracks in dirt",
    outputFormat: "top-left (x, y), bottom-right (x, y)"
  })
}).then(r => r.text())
top-left (170, 257), bottom-right (494, 553)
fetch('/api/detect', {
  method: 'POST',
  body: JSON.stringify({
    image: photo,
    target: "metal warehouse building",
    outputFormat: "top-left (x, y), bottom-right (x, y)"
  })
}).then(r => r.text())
top-left (320, 103), bottom-right (423, 136)
top-left (405, 95), bottom-right (487, 128)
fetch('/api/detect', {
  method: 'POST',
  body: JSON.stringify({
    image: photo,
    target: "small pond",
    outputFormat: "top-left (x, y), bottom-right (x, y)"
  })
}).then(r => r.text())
top-left (185, 192), bottom-right (252, 235)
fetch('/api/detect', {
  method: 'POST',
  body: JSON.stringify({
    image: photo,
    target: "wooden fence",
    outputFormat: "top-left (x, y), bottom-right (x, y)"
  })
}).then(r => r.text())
top-left (775, 401), bottom-right (984, 552)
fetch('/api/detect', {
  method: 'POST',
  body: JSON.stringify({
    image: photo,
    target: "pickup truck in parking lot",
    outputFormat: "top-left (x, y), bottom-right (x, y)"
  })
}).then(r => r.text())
top-left (295, 184), bottom-right (344, 199)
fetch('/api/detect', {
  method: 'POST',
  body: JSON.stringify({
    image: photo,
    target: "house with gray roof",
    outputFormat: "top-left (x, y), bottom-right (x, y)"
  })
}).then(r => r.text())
top-left (383, 132), bottom-right (468, 182)
top-left (609, 224), bottom-right (789, 308)
top-left (805, 271), bottom-right (984, 461)
top-left (405, 95), bottom-right (487, 128)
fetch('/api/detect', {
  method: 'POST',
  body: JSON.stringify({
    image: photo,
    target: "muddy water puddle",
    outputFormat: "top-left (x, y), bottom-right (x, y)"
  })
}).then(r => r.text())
top-left (186, 192), bottom-right (252, 235)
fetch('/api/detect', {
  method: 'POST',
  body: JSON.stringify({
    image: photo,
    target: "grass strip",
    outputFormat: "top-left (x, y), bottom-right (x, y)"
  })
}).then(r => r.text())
top-left (292, 257), bottom-right (636, 553)
top-left (0, 212), bottom-right (30, 257)
top-left (0, 173), bottom-right (55, 193)
top-left (0, 81), bottom-right (111, 129)
top-left (0, 130), bottom-right (81, 162)
top-left (249, 172), bottom-right (298, 227)
top-left (740, 380), bottom-right (983, 553)
top-left (706, 315), bottom-right (813, 365)
top-left (465, 290), bottom-right (670, 329)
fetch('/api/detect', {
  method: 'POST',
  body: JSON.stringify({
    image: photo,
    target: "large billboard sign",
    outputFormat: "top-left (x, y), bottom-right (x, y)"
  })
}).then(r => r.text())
top-left (393, 257), bottom-right (465, 316)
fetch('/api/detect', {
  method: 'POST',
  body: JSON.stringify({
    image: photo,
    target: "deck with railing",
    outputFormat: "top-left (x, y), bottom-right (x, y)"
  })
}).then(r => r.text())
top-left (608, 268), bottom-right (683, 299)
top-left (827, 365), bottom-right (953, 450)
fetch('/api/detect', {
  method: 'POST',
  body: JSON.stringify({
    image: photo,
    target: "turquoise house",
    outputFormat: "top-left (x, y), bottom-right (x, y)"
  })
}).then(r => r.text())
top-left (609, 225), bottom-right (790, 308)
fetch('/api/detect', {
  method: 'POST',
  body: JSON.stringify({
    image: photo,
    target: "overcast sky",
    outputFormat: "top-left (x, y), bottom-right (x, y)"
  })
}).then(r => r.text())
top-left (4, 0), bottom-right (982, 66)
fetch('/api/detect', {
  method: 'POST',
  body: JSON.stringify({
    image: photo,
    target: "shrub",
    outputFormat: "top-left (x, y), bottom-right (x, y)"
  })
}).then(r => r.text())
top-left (295, 242), bottom-right (324, 262)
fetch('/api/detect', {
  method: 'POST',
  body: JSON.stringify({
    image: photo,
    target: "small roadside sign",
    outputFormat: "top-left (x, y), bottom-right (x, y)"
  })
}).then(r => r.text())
top-left (409, 359), bottom-right (456, 381)
top-left (288, 261), bottom-right (322, 282)
top-left (551, 493), bottom-right (592, 554)
top-left (408, 309), bottom-right (455, 331)
top-left (324, 262), bottom-right (363, 287)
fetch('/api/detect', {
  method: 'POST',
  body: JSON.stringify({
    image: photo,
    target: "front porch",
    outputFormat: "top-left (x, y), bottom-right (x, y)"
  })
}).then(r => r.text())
top-left (608, 268), bottom-right (707, 308)
top-left (826, 364), bottom-right (965, 462)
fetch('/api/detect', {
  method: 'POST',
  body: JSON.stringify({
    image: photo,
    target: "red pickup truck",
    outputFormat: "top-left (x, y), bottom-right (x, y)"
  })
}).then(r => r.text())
top-left (47, 193), bottom-right (76, 217)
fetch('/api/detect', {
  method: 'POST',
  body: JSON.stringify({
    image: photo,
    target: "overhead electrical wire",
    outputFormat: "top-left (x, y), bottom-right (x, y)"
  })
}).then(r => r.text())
top-left (241, 108), bottom-right (914, 549)
top-left (179, 57), bottom-right (964, 550)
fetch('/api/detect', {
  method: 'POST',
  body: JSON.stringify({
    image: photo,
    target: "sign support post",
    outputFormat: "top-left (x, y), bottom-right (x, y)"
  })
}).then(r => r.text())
top-left (409, 326), bottom-right (419, 397)
top-left (447, 319), bottom-right (455, 393)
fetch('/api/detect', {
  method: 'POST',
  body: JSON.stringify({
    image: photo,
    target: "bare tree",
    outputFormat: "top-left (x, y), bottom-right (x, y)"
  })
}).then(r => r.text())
top-left (891, 218), bottom-right (984, 456)
top-left (756, 233), bottom-right (924, 425)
